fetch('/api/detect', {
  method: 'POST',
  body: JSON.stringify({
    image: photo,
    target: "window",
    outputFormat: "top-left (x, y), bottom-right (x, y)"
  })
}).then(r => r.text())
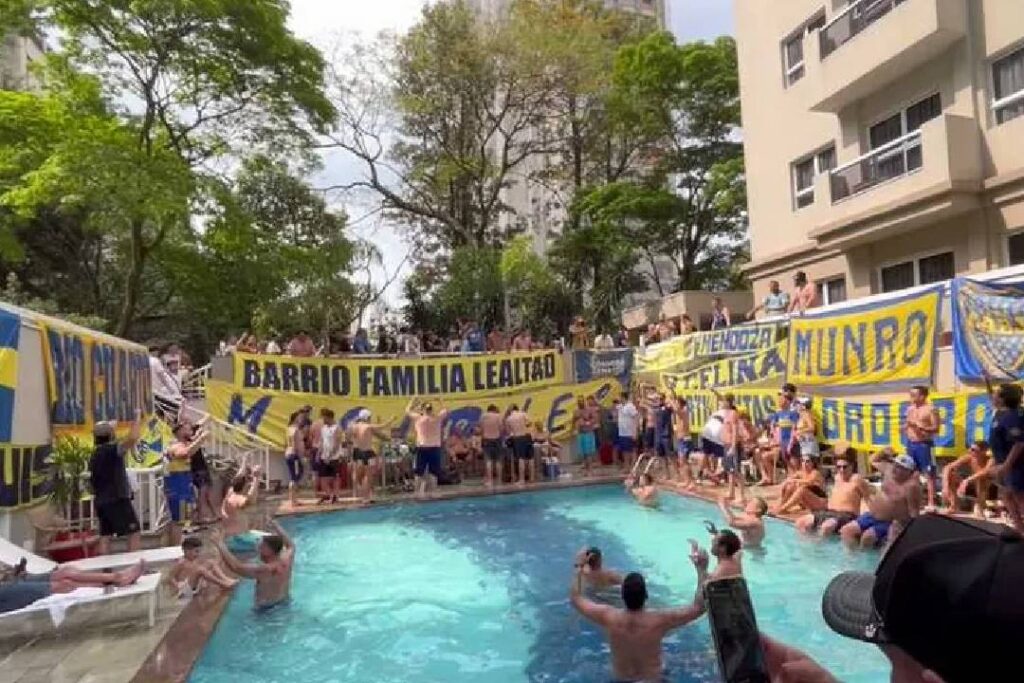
top-left (782, 14), bottom-right (825, 87)
top-left (792, 145), bottom-right (836, 209)
top-left (993, 46), bottom-right (1024, 125)
top-left (816, 277), bottom-right (847, 306)
top-left (1008, 232), bottom-right (1024, 266)
top-left (879, 251), bottom-right (955, 293)
top-left (868, 93), bottom-right (941, 177)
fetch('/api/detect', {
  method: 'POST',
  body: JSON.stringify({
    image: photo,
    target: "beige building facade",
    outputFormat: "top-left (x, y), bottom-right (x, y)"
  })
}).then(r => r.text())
top-left (735, 0), bottom-right (1024, 307)
top-left (1, 33), bottom-right (44, 91)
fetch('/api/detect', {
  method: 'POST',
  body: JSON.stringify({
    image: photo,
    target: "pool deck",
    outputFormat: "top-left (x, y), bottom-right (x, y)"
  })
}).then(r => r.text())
top-left (1, 466), bottom-right (804, 683)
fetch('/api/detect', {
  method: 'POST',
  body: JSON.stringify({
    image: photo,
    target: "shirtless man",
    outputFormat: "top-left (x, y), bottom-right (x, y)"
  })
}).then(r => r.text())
top-left (480, 405), bottom-right (505, 487)
top-left (164, 536), bottom-right (237, 600)
top-left (946, 441), bottom-right (995, 516)
top-left (212, 519), bottom-right (294, 611)
top-left (446, 427), bottom-right (470, 480)
top-left (506, 404), bottom-right (533, 486)
top-left (573, 396), bottom-right (599, 477)
top-left (407, 400), bottom-right (449, 498)
top-left (708, 529), bottom-right (743, 580)
top-left (905, 386), bottom-right (940, 509)
top-left (627, 473), bottom-right (659, 507)
top-left (221, 465), bottom-right (263, 554)
top-left (570, 544), bottom-right (708, 683)
top-left (795, 456), bottom-right (873, 537)
top-left (787, 270), bottom-right (818, 315)
top-left (349, 409), bottom-right (392, 502)
top-left (670, 396), bottom-right (694, 489)
top-left (573, 547), bottom-right (623, 592)
top-left (840, 453), bottom-right (922, 549)
top-left (716, 496), bottom-right (767, 548)
top-left (773, 455), bottom-right (827, 515)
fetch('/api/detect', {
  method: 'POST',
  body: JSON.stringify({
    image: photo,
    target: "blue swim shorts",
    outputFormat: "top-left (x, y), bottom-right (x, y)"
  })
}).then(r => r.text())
top-left (577, 431), bottom-right (597, 458)
top-left (856, 513), bottom-right (892, 545)
top-left (164, 472), bottom-right (194, 523)
top-left (907, 441), bottom-right (935, 476)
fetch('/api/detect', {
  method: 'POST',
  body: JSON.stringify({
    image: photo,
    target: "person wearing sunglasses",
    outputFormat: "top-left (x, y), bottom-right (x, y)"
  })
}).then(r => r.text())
top-left (941, 440), bottom-right (994, 517)
top-left (795, 447), bottom-right (873, 538)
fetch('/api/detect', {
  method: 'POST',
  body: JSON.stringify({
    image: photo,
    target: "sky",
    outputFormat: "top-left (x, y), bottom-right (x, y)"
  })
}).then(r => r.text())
top-left (286, 0), bottom-right (735, 311)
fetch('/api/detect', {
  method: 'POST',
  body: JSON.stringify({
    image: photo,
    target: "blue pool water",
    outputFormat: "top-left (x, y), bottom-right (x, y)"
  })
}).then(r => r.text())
top-left (189, 486), bottom-right (889, 683)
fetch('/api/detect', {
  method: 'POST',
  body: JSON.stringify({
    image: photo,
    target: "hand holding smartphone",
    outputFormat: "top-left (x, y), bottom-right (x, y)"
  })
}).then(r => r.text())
top-left (705, 577), bottom-right (769, 683)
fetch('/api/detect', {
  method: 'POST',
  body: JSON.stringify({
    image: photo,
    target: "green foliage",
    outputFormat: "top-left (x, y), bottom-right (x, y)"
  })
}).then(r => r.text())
top-left (46, 435), bottom-right (92, 514)
top-left (500, 235), bottom-right (575, 337)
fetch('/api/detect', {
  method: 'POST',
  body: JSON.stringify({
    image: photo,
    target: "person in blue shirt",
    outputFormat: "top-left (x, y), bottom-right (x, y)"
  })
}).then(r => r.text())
top-left (988, 382), bottom-right (1024, 533)
top-left (760, 393), bottom-right (798, 485)
top-left (464, 320), bottom-right (485, 353)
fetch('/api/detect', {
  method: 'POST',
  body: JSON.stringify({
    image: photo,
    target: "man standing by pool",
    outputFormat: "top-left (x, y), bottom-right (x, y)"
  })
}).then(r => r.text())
top-left (407, 400), bottom-right (448, 499)
top-left (480, 405), bottom-right (505, 487)
top-left (573, 396), bottom-right (598, 477)
top-left (506, 404), bottom-right (533, 486)
top-left (349, 409), bottom-right (392, 502)
top-left (905, 386), bottom-right (939, 509)
top-left (211, 519), bottom-right (294, 611)
top-left (570, 543), bottom-right (709, 683)
top-left (617, 392), bottom-right (639, 473)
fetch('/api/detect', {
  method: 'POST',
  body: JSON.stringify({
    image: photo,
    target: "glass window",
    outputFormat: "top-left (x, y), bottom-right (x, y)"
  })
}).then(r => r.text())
top-left (906, 93), bottom-right (941, 131)
top-left (869, 113), bottom-right (902, 149)
top-left (881, 261), bottom-right (915, 293)
top-left (817, 147), bottom-right (837, 173)
top-left (993, 46), bottom-right (1024, 125)
top-left (1008, 233), bottom-right (1024, 266)
top-left (793, 157), bottom-right (815, 208)
top-left (918, 251), bottom-right (955, 285)
top-left (785, 35), bottom-right (805, 85)
top-left (816, 277), bottom-right (847, 306)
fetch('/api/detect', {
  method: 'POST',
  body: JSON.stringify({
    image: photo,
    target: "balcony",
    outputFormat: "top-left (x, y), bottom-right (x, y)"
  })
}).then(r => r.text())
top-left (808, 0), bottom-right (967, 113)
top-left (809, 114), bottom-right (982, 249)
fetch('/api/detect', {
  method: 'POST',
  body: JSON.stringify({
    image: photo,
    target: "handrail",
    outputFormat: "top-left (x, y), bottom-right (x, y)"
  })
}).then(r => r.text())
top-left (820, 0), bottom-right (901, 60)
top-left (992, 88), bottom-right (1024, 114)
top-left (181, 363), bottom-right (209, 399)
top-left (830, 128), bottom-right (921, 176)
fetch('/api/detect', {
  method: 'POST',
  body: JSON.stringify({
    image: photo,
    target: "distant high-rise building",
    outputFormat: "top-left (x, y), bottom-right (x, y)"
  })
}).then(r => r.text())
top-left (1, 33), bottom-right (44, 92)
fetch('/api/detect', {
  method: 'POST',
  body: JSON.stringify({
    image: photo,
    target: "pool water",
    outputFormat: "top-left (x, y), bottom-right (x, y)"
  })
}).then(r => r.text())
top-left (189, 485), bottom-right (889, 683)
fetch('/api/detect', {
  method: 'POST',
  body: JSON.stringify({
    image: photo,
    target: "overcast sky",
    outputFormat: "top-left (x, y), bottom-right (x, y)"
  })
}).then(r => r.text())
top-left (286, 0), bottom-right (735, 309)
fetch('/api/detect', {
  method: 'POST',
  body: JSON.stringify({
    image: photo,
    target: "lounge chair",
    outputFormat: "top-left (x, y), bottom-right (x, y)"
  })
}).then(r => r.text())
top-left (0, 535), bottom-right (182, 575)
top-left (0, 572), bottom-right (162, 640)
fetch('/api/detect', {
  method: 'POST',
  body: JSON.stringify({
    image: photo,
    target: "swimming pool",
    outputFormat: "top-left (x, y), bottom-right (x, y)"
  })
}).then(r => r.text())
top-left (189, 485), bottom-right (889, 683)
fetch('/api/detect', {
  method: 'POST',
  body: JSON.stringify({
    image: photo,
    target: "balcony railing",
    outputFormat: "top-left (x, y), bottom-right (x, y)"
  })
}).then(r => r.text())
top-left (820, 0), bottom-right (908, 59)
top-left (829, 129), bottom-right (922, 202)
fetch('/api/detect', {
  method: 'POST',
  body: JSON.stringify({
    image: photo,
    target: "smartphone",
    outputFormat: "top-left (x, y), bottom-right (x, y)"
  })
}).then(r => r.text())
top-left (704, 577), bottom-right (769, 683)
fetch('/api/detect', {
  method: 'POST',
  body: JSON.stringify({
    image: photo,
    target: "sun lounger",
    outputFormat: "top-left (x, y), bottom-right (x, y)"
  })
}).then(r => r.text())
top-left (0, 572), bottom-right (162, 640)
top-left (0, 535), bottom-right (182, 575)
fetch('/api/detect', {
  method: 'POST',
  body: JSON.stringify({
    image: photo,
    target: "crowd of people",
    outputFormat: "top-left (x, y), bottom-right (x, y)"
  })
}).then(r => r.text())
top-left (211, 269), bottom-right (827, 360)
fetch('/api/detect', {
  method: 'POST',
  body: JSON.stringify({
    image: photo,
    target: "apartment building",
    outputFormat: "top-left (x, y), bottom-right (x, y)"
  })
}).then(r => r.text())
top-left (1, 33), bottom-right (44, 91)
top-left (735, 0), bottom-right (1024, 307)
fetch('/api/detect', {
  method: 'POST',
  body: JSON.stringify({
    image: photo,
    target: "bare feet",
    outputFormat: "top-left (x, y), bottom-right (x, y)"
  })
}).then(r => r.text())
top-left (117, 560), bottom-right (146, 587)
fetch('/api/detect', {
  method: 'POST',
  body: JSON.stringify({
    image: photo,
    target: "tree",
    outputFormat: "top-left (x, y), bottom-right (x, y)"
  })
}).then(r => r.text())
top-left (499, 235), bottom-right (575, 337)
top-left (607, 33), bottom-right (748, 292)
top-left (325, 0), bottom-right (552, 252)
top-left (8, 0), bottom-right (335, 335)
top-left (402, 246), bottom-right (505, 337)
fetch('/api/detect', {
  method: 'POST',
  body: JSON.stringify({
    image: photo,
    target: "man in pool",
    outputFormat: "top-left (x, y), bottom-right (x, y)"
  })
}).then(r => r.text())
top-left (716, 495), bottom-right (767, 547)
top-left (840, 452), bottom-right (922, 549)
top-left (626, 473), bottom-right (658, 507)
top-left (1, 560), bottom-right (148, 615)
top-left (211, 519), bottom-right (294, 610)
top-left (795, 451), bottom-right (873, 537)
top-left (574, 547), bottom-right (623, 591)
top-left (708, 529), bottom-right (743, 580)
top-left (570, 543), bottom-right (709, 683)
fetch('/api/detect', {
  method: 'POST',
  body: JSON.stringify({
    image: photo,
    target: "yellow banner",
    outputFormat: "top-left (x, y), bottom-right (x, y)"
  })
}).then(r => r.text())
top-left (667, 387), bottom-right (991, 459)
top-left (660, 342), bottom-right (787, 392)
top-left (207, 377), bottom-right (623, 446)
top-left (0, 444), bottom-right (51, 509)
top-left (40, 322), bottom-right (153, 437)
top-left (786, 286), bottom-right (943, 389)
top-left (635, 322), bottom-right (785, 375)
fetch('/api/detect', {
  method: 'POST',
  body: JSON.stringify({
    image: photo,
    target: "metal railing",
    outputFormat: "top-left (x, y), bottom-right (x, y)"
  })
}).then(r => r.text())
top-left (829, 129), bottom-right (922, 202)
top-left (205, 415), bottom-right (274, 489)
top-left (181, 363), bottom-right (210, 399)
top-left (820, 0), bottom-right (907, 59)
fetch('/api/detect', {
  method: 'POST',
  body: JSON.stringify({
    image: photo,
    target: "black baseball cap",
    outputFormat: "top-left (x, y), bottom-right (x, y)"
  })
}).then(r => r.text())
top-left (822, 515), bottom-right (1024, 682)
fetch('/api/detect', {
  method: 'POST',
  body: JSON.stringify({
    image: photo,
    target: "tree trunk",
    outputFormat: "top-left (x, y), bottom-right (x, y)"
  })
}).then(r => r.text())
top-left (114, 220), bottom-right (147, 338)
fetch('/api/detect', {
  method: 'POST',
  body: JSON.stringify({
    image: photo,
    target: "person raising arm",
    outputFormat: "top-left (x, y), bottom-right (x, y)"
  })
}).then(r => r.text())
top-left (211, 519), bottom-right (294, 610)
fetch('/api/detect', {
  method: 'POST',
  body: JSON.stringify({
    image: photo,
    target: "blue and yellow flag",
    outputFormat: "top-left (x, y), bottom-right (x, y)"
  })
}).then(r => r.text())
top-left (0, 309), bottom-right (20, 443)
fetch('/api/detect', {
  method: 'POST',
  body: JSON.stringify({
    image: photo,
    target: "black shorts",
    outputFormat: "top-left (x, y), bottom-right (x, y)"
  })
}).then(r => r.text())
top-left (512, 435), bottom-right (533, 460)
top-left (97, 499), bottom-right (140, 538)
top-left (319, 460), bottom-right (339, 477)
top-left (643, 428), bottom-right (657, 450)
top-left (353, 449), bottom-right (376, 464)
top-left (192, 469), bottom-right (212, 489)
top-left (812, 509), bottom-right (856, 530)
top-left (806, 484), bottom-right (828, 499)
top-left (483, 438), bottom-right (503, 461)
top-left (703, 441), bottom-right (725, 459)
top-left (965, 480), bottom-right (999, 500)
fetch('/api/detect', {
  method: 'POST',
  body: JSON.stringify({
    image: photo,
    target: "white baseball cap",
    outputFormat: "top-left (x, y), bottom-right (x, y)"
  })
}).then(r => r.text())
top-left (357, 409), bottom-right (372, 421)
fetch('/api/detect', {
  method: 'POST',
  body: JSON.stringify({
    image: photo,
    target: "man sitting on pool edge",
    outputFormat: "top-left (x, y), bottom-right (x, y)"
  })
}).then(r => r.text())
top-left (211, 519), bottom-right (294, 611)
top-left (570, 543), bottom-right (709, 683)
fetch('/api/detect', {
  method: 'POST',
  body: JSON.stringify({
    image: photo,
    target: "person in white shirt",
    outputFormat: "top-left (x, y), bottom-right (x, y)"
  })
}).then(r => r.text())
top-left (265, 338), bottom-right (282, 354)
top-left (593, 331), bottom-right (615, 351)
top-left (617, 393), bottom-right (640, 472)
top-left (150, 347), bottom-right (183, 420)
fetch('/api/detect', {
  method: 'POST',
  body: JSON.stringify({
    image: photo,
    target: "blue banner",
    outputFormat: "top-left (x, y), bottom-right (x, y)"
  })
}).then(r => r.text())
top-left (951, 278), bottom-right (1024, 381)
top-left (574, 348), bottom-right (634, 385)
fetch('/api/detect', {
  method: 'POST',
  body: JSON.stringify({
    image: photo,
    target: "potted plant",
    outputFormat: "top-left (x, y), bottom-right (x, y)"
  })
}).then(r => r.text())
top-left (43, 435), bottom-right (99, 561)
